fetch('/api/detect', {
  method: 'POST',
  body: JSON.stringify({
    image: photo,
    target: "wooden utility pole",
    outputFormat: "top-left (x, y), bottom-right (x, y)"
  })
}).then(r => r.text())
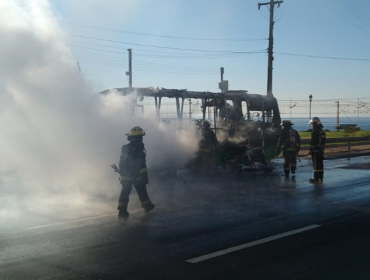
top-left (258, 0), bottom-right (283, 97)
top-left (127, 49), bottom-right (132, 88)
top-left (336, 101), bottom-right (340, 131)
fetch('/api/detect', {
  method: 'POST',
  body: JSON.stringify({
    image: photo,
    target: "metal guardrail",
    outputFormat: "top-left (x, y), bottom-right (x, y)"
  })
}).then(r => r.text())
top-left (300, 136), bottom-right (370, 152)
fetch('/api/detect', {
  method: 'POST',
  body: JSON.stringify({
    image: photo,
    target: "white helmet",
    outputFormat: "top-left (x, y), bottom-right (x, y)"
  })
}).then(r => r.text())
top-left (308, 117), bottom-right (321, 125)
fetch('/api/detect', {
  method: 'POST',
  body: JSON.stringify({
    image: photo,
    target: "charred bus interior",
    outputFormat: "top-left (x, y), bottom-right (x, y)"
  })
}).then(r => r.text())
top-left (100, 87), bottom-right (282, 170)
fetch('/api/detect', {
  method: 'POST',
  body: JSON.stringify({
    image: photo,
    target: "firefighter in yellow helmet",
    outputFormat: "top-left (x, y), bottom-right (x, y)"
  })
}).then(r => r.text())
top-left (276, 120), bottom-right (301, 178)
top-left (117, 126), bottom-right (155, 219)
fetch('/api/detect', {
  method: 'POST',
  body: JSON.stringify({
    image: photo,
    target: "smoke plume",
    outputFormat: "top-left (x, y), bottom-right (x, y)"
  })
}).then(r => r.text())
top-left (0, 0), bottom-right (198, 223)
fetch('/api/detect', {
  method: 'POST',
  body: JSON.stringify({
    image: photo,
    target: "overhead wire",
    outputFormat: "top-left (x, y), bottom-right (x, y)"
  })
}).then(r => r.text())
top-left (71, 48), bottom-right (223, 72)
top-left (74, 55), bottom-right (219, 74)
top-left (132, 60), bottom-right (217, 70)
top-left (60, 21), bottom-right (266, 42)
top-left (71, 52), bottom-right (125, 65)
top-left (66, 17), bottom-right (370, 79)
top-left (278, 97), bottom-right (370, 102)
top-left (67, 43), bottom-right (265, 60)
top-left (336, 0), bottom-right (370, 26)
top-left (77, 59), bottom-right (125, 68)
top-left (133, 52), bottom-right (257, 60)
top-left (68, 34), bottom-right (262, 54)
top-left (314, 0), bottom-right (370, 35)
top-left (132, 67), bottom-right (218, 75)
top-left (77, 58), bottom-right (218, 74)
top-left (68, 36), bottom-right (370, 62)
top-left (275, 52), bottom-right (370, 62)
top-left (67, 41), bottom-right (264, 58)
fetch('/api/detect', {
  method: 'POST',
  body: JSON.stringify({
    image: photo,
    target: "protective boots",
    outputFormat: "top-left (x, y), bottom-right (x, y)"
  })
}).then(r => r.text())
top-left (117, 202), bottom-right (129, 219)
top-left (142, 200), bottom-right (155, 213)
top-left (118, 210), bottom-right (129, 219)
top-left (309, 177), bottom-right (323, 184)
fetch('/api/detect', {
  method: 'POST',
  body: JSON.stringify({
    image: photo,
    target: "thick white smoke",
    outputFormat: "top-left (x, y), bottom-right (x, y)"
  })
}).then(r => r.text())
top-left (0, 0), bottom-right (198, 223)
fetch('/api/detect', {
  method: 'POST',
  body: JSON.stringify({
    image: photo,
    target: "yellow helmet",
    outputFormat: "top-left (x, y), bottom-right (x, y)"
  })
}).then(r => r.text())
top-left (126, 126), bottom-right (146, 136)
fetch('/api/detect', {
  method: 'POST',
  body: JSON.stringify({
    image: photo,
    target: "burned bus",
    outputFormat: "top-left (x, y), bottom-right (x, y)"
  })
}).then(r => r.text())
top-left (100, 87), bottom-right (281, 170)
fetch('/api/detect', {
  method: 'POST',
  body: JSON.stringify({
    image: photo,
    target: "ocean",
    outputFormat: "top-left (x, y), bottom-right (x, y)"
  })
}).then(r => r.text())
top-left (162, 116), bottom-right (370, 132)
top-left (288, 117), bottom-right (370, 132)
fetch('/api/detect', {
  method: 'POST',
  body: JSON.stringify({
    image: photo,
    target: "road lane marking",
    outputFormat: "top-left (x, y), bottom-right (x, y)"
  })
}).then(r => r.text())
top-left (333, 165), bottom-right (348, 168)
top-left (27, 213), bottom-right (117, 230)
top-left (28, 207), bottom-right (150, 230)
top-left (186, 224), bottom-right (321, 263)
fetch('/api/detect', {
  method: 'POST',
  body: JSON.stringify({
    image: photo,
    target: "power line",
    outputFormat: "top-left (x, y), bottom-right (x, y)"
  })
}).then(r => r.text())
top-left (76, 58), bottom-right (219, 74)
top-left (133, 53), bottom-right (254, 60)
top-left (68, 43), bottom-right (262, 59)
top-left (314, 0), bottom-right (370, 35)
top-left (70, 48), bottom-right (240, 71)
top-left (133, 60), bottom-right (217, 71)
top-left (278, 97), bottom-right (370, 102)
top-left (68, 34), bottom-right (264, 54)
top-left (335, 0), bottom-right (370, 26)
top-left (71, 52), bottom-right (125, 65)
top-left (68, 36), bottom-right (370, 62)
top-left (67, 44), bottom-right (264, 61)
top-left (77, 59), bottom-right (126, 68)
top-left (133, 66), bottom-right (218, 75)
top-left (69, 44), bottom-right (124, 55)
top-left (133, 64), bottom-right (218, 73)
top-left (72, 50), bottom-right (221, 71)
top-left (275, 52), bottom-right (370, 62)
top-left (60, 21), bottom-right (266, 42)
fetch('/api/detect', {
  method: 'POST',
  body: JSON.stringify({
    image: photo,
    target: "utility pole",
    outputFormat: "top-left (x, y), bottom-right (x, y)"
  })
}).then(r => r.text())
top-left (188, 99), bottom-right (192, 120)
top-left (309, 94), bottom-right (312, 129)
top-left (258, 0), bottom-right (283, 97)
top-left (336, 100), bottom-right (339, 131)
top-left (127, 49), bottom-right (132, 88)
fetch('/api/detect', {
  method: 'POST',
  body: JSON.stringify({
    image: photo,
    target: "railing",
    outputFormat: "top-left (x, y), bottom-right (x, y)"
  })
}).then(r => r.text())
top-left (300, 136), bottom-right (370, 152)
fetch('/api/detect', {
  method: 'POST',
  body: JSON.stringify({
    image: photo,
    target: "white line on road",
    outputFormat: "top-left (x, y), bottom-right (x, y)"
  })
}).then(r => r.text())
top-left (186, 224), bottom-right (321, 263)
top-left (332, 165), bottom-right (349, 168)
top-left (28, 213), bottom-right (117, 230)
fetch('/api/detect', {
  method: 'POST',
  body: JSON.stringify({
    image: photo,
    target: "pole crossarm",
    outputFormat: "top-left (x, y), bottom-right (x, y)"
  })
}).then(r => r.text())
top-left (258, 1), bottom-right (283, 9)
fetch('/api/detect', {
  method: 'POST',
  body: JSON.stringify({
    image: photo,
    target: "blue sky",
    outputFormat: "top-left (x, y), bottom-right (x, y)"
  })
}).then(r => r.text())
top-left (50, 0), bottom-right (370, 105)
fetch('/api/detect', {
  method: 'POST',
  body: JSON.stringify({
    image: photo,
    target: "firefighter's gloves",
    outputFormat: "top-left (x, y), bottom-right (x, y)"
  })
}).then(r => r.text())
top-left (111, 164), bottom-right (121, 174)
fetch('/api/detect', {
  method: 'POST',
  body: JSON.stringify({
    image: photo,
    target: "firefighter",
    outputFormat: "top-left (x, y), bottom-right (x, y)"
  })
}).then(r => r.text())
top-left (117, 126), bottom-right (155, 219)
top-left (276, 120), bottom-right (301, 177)
top-left (308, 117), bottom-right (326, 183)
top-left (198, 120), bottom-right (218, 170)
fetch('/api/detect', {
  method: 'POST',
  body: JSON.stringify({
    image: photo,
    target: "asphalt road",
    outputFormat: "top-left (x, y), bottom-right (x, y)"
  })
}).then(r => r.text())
top-left (1, 155), bottom-right (370, 280)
